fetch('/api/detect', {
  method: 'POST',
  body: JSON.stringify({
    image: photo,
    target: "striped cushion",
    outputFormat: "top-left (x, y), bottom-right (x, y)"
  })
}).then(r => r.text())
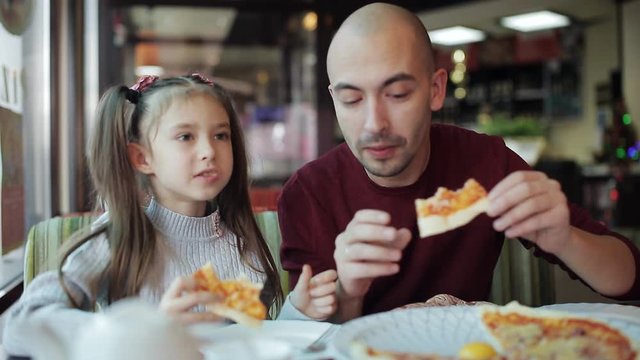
top-left (254, 210), bottom-right (289, 293)
top-left (24, 214), bottom-right (97, 287)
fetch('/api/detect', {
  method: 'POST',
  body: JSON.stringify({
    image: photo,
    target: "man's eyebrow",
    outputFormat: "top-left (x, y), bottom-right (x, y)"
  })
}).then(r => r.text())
top-left (382, 73), bottom-right (416, 87)
top-left (330, 83), bottom-right (361, 92)
top-left (330, 73), bottom-right (417, 92)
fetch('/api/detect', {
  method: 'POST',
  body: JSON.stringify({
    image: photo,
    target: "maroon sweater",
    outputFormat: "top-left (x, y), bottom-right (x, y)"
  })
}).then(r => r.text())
top-left (278, 124), bottom-right (640, 315)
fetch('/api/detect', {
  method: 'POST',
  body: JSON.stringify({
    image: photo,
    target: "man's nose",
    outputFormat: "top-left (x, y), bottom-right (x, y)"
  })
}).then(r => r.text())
top-left (363, 97), bottom-right (389, 133)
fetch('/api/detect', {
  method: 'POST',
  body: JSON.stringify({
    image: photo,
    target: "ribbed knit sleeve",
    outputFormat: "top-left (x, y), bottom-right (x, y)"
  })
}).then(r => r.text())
top-left (3, 234), bottom-right (111, 356)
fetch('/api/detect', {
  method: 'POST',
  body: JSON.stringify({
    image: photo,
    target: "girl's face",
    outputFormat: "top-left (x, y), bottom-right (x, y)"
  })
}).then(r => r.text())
top-left (132, 94), bottom-right (234, 217)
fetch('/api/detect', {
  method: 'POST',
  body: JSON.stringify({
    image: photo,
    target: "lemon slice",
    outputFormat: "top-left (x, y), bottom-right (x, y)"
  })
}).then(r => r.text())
top-left (458, 341), bottom-right (497, 360)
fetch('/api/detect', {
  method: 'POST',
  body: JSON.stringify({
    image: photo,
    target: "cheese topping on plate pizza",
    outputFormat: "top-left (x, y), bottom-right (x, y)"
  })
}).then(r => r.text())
top-left (348, 301), bottom-right (638, 360)
top-left (193, 262), bottom-right (267, 327)
top-left (479, 302), bottom-right (638, 360)
top-left (415, 178), bottom-right (489, 238)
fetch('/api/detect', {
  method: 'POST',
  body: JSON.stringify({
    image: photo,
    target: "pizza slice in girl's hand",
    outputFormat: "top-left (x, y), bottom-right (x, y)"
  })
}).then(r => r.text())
top-left (415, 178), bottom-right (488, 238)
top-left (192, 262), bottom-right (267, 327)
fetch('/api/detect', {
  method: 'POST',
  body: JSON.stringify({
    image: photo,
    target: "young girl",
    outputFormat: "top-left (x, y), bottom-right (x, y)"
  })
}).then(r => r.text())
top-left (3, 74), bottom-right (337, 356)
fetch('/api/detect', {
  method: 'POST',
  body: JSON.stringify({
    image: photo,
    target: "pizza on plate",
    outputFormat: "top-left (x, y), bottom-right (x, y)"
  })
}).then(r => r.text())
top-left (479, 301), bottom-right (638, 360)
top-left (192, 262), bottom-right (266, 327)
top-left (415, 178), bottom-right (488, 238)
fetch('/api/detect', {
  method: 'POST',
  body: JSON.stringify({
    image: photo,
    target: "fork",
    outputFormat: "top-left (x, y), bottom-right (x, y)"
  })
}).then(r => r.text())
top-left (304, 324), bottom-right (340, 353)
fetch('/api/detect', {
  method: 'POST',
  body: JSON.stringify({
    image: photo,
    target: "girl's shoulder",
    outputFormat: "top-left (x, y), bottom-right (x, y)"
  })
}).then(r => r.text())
top-left (64, 231), bottom-right (111, 273)
top-left (92, 212), bottom-right (110, 229)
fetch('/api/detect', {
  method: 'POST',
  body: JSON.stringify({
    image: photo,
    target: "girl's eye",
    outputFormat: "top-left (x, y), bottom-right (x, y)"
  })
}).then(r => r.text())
top-left (177, 134), bottom-right (193, 141)
top-left (214, 132), bottom-right (230, 141)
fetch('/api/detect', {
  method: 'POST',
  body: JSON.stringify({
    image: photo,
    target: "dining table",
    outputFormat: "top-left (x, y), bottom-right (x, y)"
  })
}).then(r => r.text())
top-left (190, 294), bottom-right (640, 360)
top-left (4, 294), bottom-right (639, 359)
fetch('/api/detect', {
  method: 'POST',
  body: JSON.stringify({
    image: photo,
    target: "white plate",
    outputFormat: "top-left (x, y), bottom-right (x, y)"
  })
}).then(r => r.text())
top-left (190, 320), bottom-right (333, 350)
top-left (331, 304), bottom-right (640, 359)
top-left (332, 306), bottom-right (491, 359)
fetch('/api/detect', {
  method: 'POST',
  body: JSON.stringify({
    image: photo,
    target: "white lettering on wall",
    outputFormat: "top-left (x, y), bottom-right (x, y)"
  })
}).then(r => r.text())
top-left (0, 66), bottom-right (22, 114)
top-left (0, 23), bottom-right (23, 115)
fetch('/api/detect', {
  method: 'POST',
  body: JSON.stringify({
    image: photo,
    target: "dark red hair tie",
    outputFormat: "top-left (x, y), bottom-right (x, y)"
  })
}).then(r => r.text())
top-left (126, 75), bottom-right (159, 104)
top-left (130, 75), bottom-right (159, 92)
top-left (190, 73), bottom-right (213, 86)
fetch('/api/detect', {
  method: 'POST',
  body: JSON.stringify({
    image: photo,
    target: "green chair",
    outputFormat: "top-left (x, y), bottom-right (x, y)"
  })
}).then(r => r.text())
top-left (24, 214), bottom-right (98, 288)
top-left (254, 210), bottom-right (288, 293)
top-left (23, 211), bottom-right (288, 294)
top-left (489, 238), bottom-right (555, 307)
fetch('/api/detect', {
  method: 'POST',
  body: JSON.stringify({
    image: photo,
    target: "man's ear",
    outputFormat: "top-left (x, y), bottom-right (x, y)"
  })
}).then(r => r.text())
top-left (127, 143), bottom-right (154, 175)
top-left (429, 68), bottom-right (448, 112)
top-left (327, 84), bottom-right (334, 99)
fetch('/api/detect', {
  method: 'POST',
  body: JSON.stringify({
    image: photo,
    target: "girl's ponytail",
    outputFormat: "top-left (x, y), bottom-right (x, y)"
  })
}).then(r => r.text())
top-left (59, 85), bottom-right (156, 307)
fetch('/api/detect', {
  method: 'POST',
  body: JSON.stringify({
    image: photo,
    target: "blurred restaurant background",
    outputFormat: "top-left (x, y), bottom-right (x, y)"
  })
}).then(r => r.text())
top-left (1, 0), bottom-right (640, 319)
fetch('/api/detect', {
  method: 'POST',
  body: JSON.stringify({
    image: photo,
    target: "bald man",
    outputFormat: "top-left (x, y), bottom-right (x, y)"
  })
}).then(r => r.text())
top-left (278, 3), bottom-right (639, 321)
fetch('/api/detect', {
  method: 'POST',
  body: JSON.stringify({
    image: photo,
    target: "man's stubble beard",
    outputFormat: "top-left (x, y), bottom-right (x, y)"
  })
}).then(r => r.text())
top-left (360, 150), bottom-right (413, 178)
top-left (355, 131), bottom-right (412, 178)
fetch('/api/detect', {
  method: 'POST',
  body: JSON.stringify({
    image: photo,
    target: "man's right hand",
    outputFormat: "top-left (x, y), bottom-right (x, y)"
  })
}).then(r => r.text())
top-left (333, 209), bottom-right (411, 320)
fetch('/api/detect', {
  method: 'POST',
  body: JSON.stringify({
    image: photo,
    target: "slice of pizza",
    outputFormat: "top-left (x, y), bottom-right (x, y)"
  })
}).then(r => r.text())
top-left (192, 262), bottom-right (267, 327)
top-left (415, 178), bottom-right (489, 238)
top-left (479, 301), bottom-right (638, 360)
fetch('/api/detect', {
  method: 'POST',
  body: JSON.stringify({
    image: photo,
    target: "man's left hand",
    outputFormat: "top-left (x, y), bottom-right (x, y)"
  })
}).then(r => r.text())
top-left (487, 170), bottom-right (571, 255)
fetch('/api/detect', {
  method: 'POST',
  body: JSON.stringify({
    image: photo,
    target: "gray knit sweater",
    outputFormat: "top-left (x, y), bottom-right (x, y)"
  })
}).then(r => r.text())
top-left (3, 199), bottom-right (307, 357)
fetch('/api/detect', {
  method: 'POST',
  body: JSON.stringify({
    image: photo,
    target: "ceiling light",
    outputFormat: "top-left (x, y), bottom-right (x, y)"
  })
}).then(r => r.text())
top-left (500, 11), bottom-right (570, 32)
top-left (429, 26), bottom-right (485, 46)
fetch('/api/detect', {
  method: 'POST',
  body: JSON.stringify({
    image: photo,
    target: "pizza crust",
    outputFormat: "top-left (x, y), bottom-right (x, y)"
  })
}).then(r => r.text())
top-left (416, 196), bottom-right (488, 238)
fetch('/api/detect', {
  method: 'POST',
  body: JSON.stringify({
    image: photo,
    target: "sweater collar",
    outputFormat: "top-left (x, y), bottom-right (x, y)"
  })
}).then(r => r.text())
top-left (145, 198), bottom-right (224, 240)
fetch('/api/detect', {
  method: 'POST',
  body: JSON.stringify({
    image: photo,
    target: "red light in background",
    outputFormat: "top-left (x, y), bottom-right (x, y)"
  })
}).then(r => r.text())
top-left (609, 188), bottom-right (619, 202)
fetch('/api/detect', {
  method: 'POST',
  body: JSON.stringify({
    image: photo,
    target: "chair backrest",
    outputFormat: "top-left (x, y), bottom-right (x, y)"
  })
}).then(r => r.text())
top-left (254, 210), bottom-right (288, 293)
top-left (24, 214), bottom-right (98, 287)
top-left (23, 211), bottom-right (288, 294)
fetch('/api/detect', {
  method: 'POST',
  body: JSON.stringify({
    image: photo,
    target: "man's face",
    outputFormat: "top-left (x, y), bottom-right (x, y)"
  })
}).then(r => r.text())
top-left (328, 29), bottom-right (445, 187)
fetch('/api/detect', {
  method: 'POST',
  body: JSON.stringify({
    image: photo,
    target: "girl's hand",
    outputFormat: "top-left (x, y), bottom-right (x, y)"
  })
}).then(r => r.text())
top-left (289, 264), bottom-right (338, 320)
top-left (159, 276), bottom-right (222, 325)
